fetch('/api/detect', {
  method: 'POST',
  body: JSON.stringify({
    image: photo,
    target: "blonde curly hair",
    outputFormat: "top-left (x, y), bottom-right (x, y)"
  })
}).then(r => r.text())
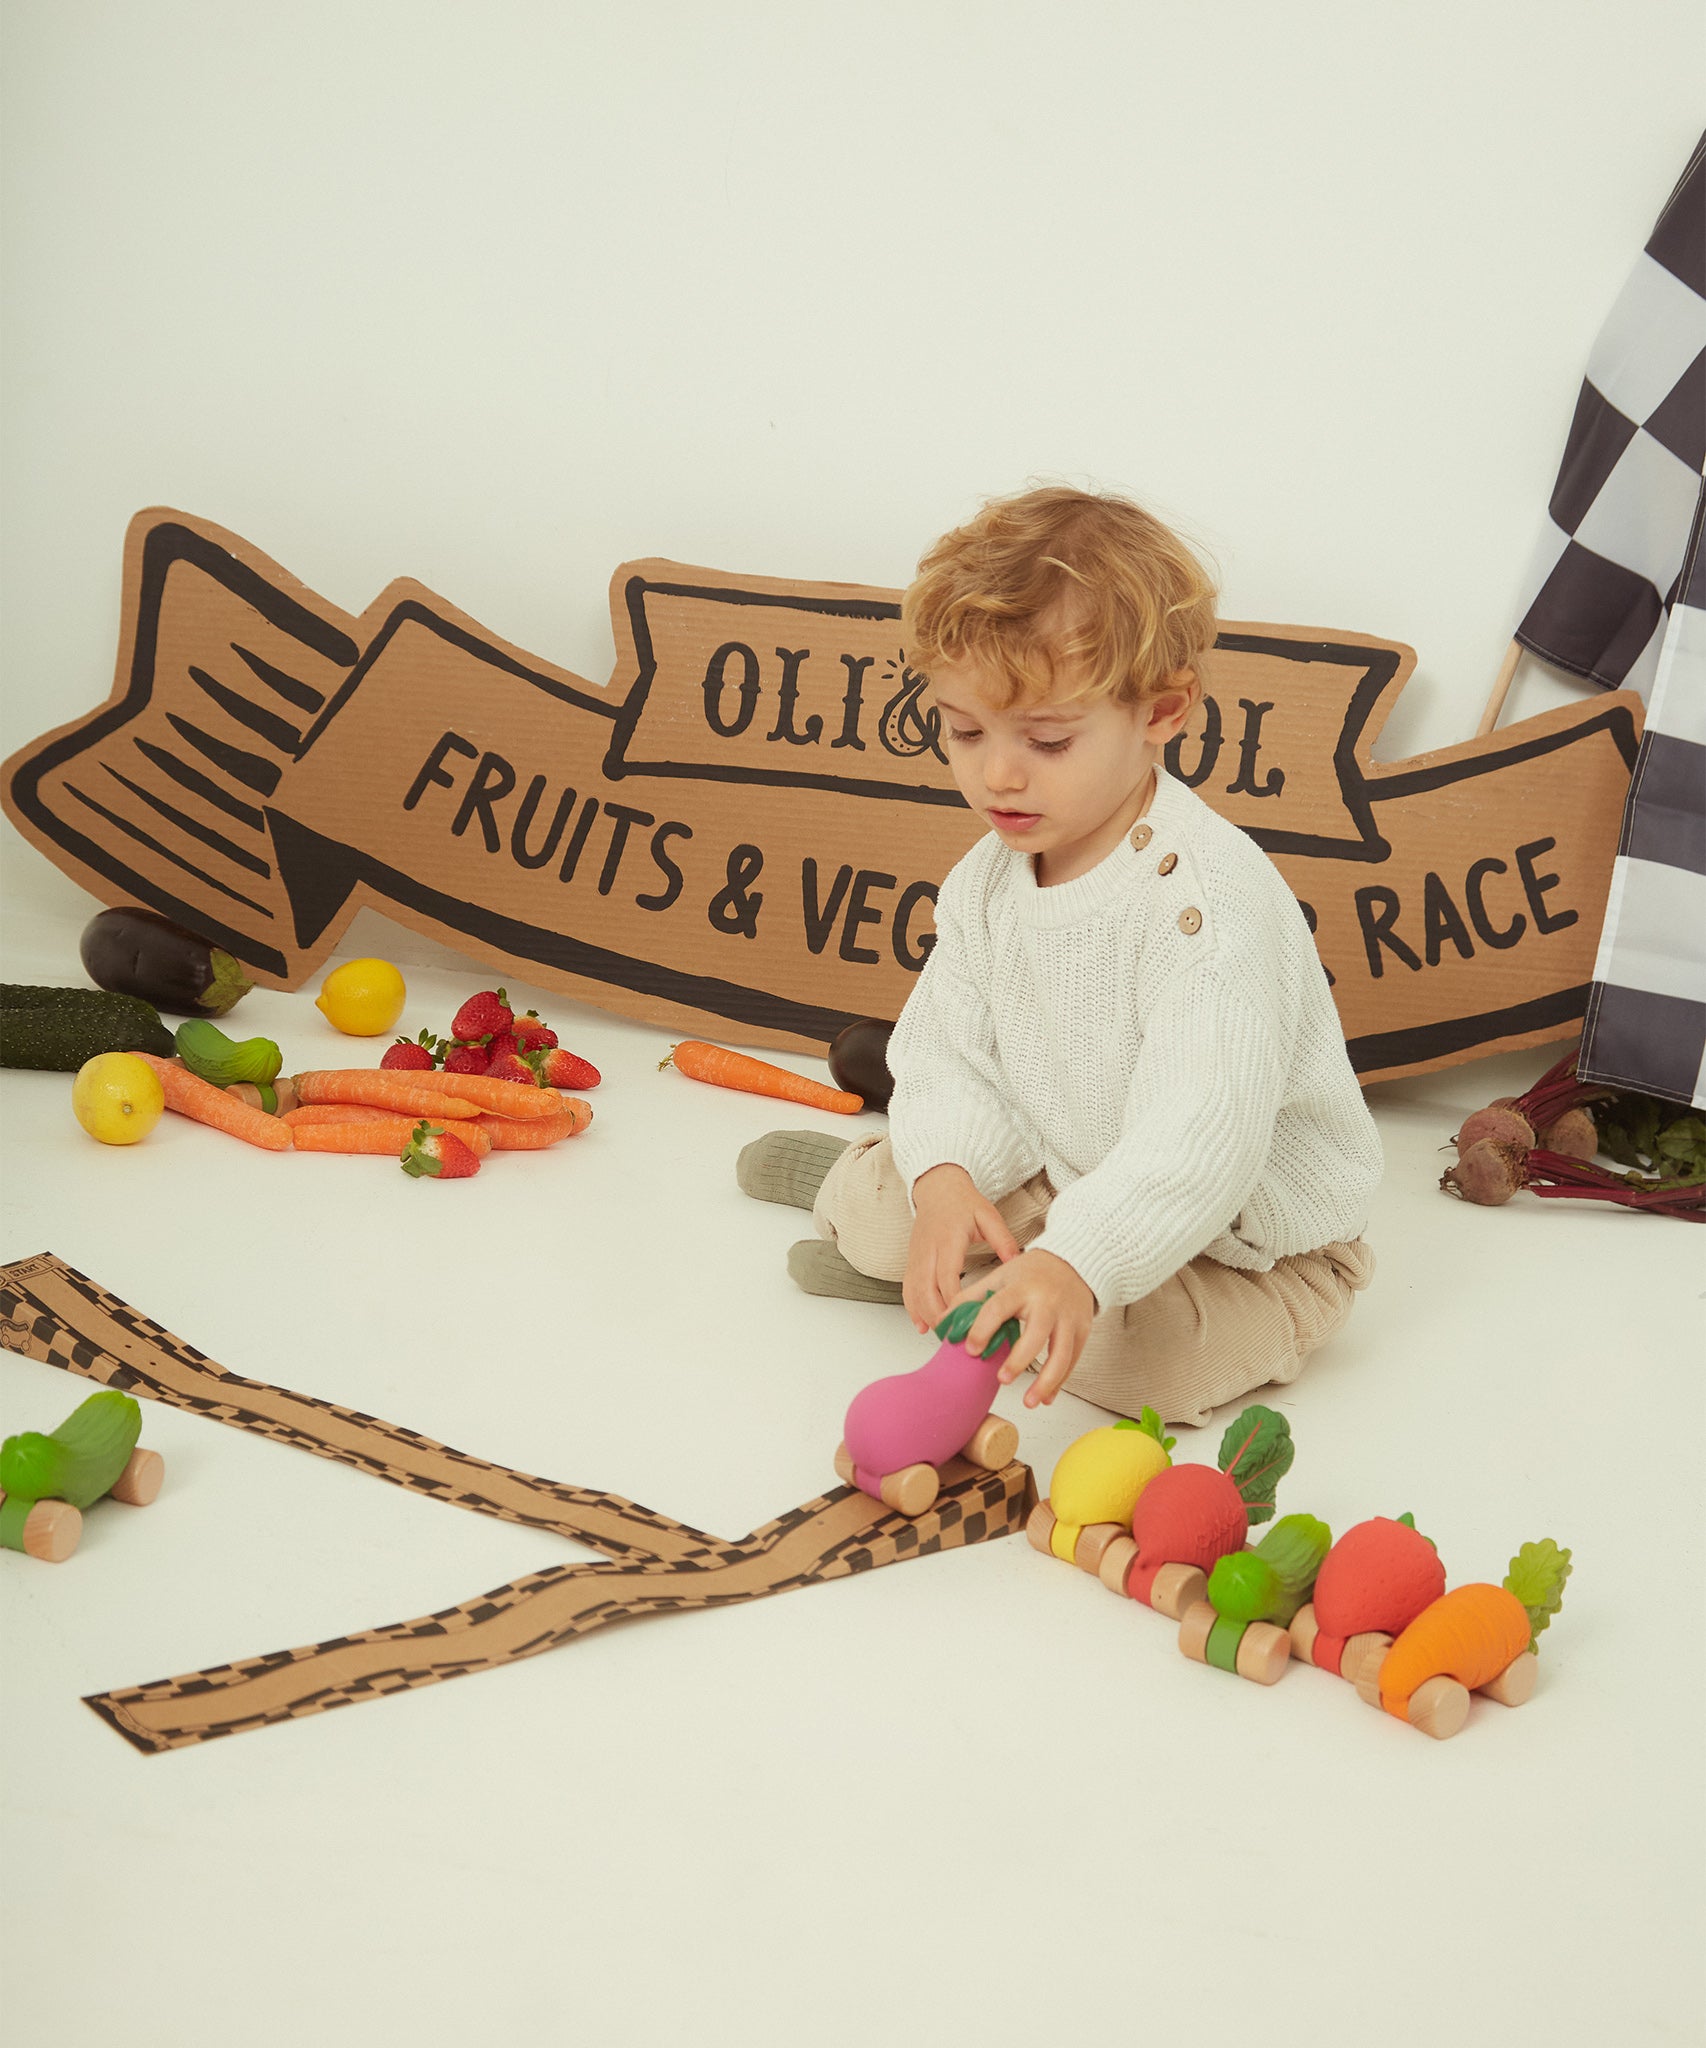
top-left (903, 485), bottom-right (1218, 709)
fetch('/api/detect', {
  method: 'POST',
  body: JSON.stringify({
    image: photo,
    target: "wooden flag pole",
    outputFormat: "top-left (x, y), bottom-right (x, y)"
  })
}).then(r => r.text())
top-left (1476, 639), bottom-right (1523, 737)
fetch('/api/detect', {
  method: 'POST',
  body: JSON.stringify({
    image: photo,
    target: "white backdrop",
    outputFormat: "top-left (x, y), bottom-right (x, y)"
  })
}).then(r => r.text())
top-left (3, 0), bottom-right (1702, 933)
top-left (5, 17), bottom-right (1705, 2045)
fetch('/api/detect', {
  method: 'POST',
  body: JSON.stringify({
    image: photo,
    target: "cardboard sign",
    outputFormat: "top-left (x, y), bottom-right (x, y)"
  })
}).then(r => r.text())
top-left (2, 510), bottom-right (1642, 1083)
top-left (0, 1253), bottom-right (1033, 1753)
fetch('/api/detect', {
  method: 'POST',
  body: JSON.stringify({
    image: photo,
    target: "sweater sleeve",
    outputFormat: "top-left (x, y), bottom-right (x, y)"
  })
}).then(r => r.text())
top-left (884, 868), bottom-right (1045, 1205)
top-left (1031, 962), bottom-right (1289, 1309)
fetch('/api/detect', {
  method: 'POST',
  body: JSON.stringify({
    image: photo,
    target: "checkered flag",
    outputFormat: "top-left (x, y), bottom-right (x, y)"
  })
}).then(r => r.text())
top-left (1515, 134), bottom-right (1706, 1107)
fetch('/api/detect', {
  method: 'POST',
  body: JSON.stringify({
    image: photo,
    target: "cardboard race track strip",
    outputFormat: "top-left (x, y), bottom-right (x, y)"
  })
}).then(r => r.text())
top-left (0, 1254), bottom-right (1034, 1755)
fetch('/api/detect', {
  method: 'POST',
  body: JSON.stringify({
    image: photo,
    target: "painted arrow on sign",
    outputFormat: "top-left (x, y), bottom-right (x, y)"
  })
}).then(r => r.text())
top-left (3, 509), bottom-right (1641, 1083)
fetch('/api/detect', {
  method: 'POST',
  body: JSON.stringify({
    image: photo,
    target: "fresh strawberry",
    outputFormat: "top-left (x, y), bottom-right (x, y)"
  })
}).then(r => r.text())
top-left (512, 1010), bottom-right (558, 1053)
top-left (400, 1120), bottom-right (481, 1180)
top-left (531, 1046), bottom-right (601, 1089)
top-left (442, 1042), bottom-right (491, 1077)
top-left (450, 987), bottom-right (512, 1041)
top-left (381, 1029), bottom-right (440, 1072)
top-left (484, 1031), bottom-right (519, 1062)
top-left (485, 1050), bottom-right (542, 1088)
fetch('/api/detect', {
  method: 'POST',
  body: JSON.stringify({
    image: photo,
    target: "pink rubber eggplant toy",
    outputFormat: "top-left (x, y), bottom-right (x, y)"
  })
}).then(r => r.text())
top-left (833, 1292), bottom-right (1022, 1517)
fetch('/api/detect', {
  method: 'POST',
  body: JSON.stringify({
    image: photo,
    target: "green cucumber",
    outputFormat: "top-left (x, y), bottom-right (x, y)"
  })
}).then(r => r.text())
top-left (0, 985), bottom-right (175, 1071)
top-left (0, 1390), bottom-right (143, 1510)
top-left (174, 1019), bottom-right (283, 1088)
top-left (1207, 1512), bottom-right (1333, 1627)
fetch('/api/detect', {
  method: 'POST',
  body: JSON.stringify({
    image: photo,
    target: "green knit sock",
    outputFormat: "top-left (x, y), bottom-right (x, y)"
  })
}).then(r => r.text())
top-left (736, 1129), bottom-right (853, 1210)
top-left (786, 1239), bottom-right (906, 1305)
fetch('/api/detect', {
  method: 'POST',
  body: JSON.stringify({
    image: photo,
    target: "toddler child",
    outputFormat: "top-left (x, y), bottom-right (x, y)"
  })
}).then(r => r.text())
top-left (738, 486), bottom-right (1381, 1426)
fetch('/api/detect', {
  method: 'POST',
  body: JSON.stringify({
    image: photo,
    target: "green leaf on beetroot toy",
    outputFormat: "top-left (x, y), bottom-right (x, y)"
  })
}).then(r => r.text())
top-left (1504, 1538), bottom-right (1572, 1652)
top-left (1216, 1404), bottom-right (1294, 1525)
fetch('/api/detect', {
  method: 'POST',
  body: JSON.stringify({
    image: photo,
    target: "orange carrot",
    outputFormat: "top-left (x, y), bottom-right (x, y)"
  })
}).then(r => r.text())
top-left (471, 1101), bottom-right (591, 1150)
top-left (282, 1104), bottom-right (394, 1127)
top-left (290, 1071), bottom-right (483, 1119)
top-left (661, 1041), bottom-right (862, 1114)
top-left (376, 1069), bottom-right (565, 1119)
top-left (1375, 1584), bottom-right (1532, 1723)
top-left (292, 1117), bottom-right (492, 1158)
top-left (136, 1054), bottom-right (294, 1151)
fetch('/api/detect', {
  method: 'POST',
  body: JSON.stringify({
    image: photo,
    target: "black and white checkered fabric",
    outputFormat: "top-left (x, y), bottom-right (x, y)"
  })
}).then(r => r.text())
top-left (1514, 134), bottom-right (1705, 700)
top-left (1578, 490), bottom-right (1706, 1106)
top-left (1521, 134), bottom-right (1706, 1107)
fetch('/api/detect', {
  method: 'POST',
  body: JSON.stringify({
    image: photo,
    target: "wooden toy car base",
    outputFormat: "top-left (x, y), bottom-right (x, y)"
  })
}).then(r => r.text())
top-left (1023, 1501), bottom-right (1129, 1574)
top-left (836, 1410), bottom-right (1017, 1520)
top-left (0, 1447), bottom-right (163, 1562)
top-left (1348, 1639), bottom-right (1538, 1738)
top-left (1177, 1600), bottom-right (1293, 1686)
top-left (1288, 1601), bottom-right (1392, 1680)
top-left (1, 1254), bottom-right (1034, 1753)
top-left (1093, 1534), bottom-right (1209, 1618)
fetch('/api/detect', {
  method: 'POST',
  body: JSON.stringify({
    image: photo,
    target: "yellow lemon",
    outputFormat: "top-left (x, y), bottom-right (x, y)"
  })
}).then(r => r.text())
top-left (72, 1052), bottom-right (165, 1145)
top-left (315, 958), bottom-right (407, 1036)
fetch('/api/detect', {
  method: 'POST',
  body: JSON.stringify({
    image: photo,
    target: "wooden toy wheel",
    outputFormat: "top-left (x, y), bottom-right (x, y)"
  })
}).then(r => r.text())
top-left (1407, 1675), bottom-right (1472, 1741)
top-left (1480, 1650), bottom-right (1537, 1707)
top-left (18, 1498), bottom-right (82, 1562)
top-left (1234, 1621), bottom-right (1292, 1686)
top-left (1148, 1562), bottom-right (1207, 1620)
top-left (833, 1442), bottom-right (855, 1488)
top-left (880, 1464), bottom-right (939, 1518)
top-left (1025, 1501), bottom-right (1057, 1555)
top-left (1097, 1534), bottom-right (1138, 1595)
top-left (1072, 1522), bottom-right (1123, 1578)
top-left (1341, 1630), bottom-right (1392, 1684)
top-left (1178, 1600), bottom-right (1217, 1664)
top-left (1351, 1643), bottom-right (1390, 1707)
top-left (1288, 1601), bottom-right (1318, 1663)
top-left (110, 1447), bottom-right (164, 1507)
top-left (962, 1414), bottom-right (1018, 1470)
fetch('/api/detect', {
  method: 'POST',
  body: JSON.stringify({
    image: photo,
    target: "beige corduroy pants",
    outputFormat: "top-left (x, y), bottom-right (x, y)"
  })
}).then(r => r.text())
top-left (811, 1132), bottom-right (1374, 1428)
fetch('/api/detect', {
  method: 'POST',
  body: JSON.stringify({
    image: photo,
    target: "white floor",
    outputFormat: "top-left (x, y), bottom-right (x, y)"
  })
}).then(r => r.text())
top-left (2, 905), bottom-right (1700, 2048)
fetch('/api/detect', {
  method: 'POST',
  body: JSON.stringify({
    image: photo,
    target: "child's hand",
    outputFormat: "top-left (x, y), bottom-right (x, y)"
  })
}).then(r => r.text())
top-left (956, 1249), bottom-right (1095, 1408)
top-left (904, 1163), bottom-right (1021, 1333)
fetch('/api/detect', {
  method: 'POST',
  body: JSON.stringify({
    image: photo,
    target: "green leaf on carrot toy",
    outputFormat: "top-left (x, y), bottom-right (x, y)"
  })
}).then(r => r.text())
top-left (1216, 1405), bottom-right (1294, 1526)
top-left (1504, 1538), bottom-right (1572, 1652)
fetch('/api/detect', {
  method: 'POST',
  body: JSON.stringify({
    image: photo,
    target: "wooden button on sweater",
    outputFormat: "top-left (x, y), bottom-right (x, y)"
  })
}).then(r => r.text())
top-left (1158, 852), bottom-right (1178, 875)
top-left (1178, 907), bottom-right (1202, 934)
top-left (1129, 823), bottom-right (1153, 851)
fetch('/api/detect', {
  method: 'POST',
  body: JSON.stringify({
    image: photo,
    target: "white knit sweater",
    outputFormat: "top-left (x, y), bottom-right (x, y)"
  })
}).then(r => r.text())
top-left (886, 767), bottom-right (1383, 1310)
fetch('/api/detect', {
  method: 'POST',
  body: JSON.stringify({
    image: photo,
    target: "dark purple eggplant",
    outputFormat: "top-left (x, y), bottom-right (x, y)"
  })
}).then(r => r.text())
top-left (828, 1017), bottom-right (895, 1111)
top-left (79, 906), bottom-right (253, 1016)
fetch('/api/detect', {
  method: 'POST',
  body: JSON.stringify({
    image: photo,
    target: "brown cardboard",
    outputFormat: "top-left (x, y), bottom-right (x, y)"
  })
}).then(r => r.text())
top-left (1, 509), bottom-right (1642, 1083)
top-left (0, 1253), bottom-right (1033, 1753)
